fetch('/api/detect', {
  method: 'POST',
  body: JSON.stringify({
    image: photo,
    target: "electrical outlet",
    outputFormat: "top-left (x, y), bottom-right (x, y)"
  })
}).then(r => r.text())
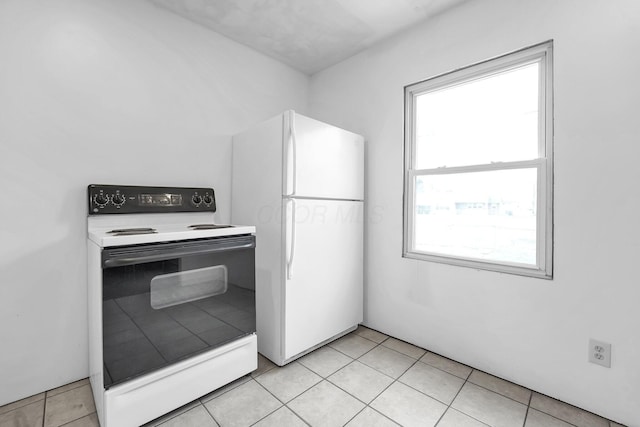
top-left (588, 339), bottom-right (611, 368)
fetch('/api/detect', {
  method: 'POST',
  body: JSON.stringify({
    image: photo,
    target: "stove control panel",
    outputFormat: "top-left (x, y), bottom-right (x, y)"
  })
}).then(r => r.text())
top-left (88, 184), bottom-right (217, 215)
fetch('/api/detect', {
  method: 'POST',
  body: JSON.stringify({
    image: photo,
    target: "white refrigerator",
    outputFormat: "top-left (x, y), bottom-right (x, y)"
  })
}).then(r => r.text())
top-left (231, 110), bottom-right (364, 366)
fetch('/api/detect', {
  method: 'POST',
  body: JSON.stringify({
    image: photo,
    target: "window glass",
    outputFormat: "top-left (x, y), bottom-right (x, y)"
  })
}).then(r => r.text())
top-left (415, 63), bottom-right (539, 169)
top-left (414, 168), bottom-right (537, 265)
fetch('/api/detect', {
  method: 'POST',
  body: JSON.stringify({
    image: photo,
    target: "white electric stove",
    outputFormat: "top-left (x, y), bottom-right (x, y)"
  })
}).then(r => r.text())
top-left (87, 184), bottom-right (257, 427)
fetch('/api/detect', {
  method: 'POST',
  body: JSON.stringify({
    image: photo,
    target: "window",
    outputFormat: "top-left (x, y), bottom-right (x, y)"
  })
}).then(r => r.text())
top-left (403, 41), bottom-right (553, 278)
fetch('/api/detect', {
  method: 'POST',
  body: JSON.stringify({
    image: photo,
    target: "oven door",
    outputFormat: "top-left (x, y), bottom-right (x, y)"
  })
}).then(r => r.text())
top-left (101, 235), bottom-right (255, 388)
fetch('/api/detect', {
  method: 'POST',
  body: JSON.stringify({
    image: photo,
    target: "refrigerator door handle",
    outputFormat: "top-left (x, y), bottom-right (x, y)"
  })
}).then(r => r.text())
top-left (288, 110), bottom-right (297, 196)
top-left (286, 198), bottom-right (297, 280)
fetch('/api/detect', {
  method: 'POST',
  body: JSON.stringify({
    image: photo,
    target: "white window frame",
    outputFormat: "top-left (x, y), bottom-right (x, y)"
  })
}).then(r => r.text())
top-left (403, 41), bottom-right (553, 279)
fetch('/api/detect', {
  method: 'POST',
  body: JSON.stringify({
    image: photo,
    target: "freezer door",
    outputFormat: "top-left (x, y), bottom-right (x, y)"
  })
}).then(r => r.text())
top-left (283, 198), bottom-right (363, 360)
top-left (284, 111), bottom-right (364, 201)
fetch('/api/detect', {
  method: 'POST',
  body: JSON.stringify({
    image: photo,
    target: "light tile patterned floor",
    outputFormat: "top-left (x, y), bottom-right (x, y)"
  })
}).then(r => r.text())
top-left (0, 326), bottom-right (627, 427)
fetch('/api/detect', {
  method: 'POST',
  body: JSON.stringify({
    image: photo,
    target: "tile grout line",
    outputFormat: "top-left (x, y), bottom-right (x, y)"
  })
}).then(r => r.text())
top-left (297, 346), bottom-right (379, 426)
top-left (364, 406), bottom-right (403, 426)
top-left (525, 405), bottom-right (585, 427)
top-left (58, 413), bottom-right (96, 427)
top-left (328, 336), bottom-right (384, 360)
top-left (342, 405), bottom-right (394, 427)
top-left (360, 345), bottom-right (532, 426)
top-left (251, 370), bottom-right (315, 424)
top-left (351, 342), bottom-right (422, 425)
top-left (410, 363), bottom-right (600, 427)
top-left (356, 344), bottom-right (486, 415)
top-left (465, 375), bottom-right (532, 407)
top-left (279, 403), bottom-right (312, 427)
top-left (41, 391), bottom-right (47, 427)
top-left (0, 394), bottom-right (44, 417)
top-left (529, 390), bottom-right (611, 427)
top-left (432, 367), bottom-right (478, 427)
top-left (200, 399), bottom-right (222, 427)
top-left (255, 335), bottom-right (398, 426)
top-left (332, 331), bottom-right (490, 426)
top-left (323, 359), bottom-right (389, 425)
top-left (522, 388), bottom-right (534, 427)
top-left (356, 358), bottom-right (419, 427)
top-left (399, 347), bottom-right (596, 426)
top-left (44, 384), bottom-right (101, 427)
top-left (200, 375), bottom-right (277, 426)
top-left (46, 379), bottom-right (90, 397)
top-left (257, 361), bottom-right (324, 403)
top-left (244, 371), bottom-right (314, 426)
top-left (453, 373), bottom-right (541, 425)
top-left (420, 346), bottom-right (612, 426)
top-left (211, 369), bottom-right (283, 426)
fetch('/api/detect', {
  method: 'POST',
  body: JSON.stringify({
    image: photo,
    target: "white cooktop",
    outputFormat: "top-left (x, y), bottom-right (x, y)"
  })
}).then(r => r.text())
top-left (87, 212), bottom-right (256, 248)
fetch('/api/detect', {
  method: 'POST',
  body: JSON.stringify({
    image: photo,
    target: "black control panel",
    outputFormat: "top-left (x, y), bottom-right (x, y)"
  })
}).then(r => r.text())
top-left (88, 184), bottom-right (217, 215)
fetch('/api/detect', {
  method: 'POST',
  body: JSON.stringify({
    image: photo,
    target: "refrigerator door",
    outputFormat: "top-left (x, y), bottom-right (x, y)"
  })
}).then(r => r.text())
top-left (283, 198), bottom-right (364, 360)
top-left (284, 111), bottom-right (364, 201)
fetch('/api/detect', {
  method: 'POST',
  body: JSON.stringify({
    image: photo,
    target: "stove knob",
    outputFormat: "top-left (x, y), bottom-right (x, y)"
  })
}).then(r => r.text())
top-left (203, 195), bottom-right (213, 205)
top-left (112, 194), bottom-right (125, 206)
top-left (95, 194), bottom-right (109, 206)
top-left (192, 195), bottom-right (202, 205)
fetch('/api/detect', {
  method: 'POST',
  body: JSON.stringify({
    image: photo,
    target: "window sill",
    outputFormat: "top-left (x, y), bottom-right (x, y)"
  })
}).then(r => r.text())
top-left (403, 250), bottom-right (552, 280)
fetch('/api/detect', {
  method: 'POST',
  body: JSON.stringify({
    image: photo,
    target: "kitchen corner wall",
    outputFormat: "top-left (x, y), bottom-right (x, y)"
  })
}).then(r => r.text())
top-left (0, 0), bottom-right (307, 406)
top-left (308, 0), bottom-right (640, 425)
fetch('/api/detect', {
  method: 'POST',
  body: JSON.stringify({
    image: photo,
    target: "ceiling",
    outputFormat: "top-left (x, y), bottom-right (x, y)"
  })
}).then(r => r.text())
top-left (148, 0), bottom-right (470, 74)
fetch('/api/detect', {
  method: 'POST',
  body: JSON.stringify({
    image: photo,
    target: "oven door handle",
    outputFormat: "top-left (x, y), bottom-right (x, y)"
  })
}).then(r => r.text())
top-left (103, 240), bottom-right (255, 268)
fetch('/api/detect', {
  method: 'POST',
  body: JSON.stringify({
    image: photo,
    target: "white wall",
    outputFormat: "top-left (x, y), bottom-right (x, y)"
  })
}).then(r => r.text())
top-left (0, 0), bottom-right (307, 406)
top-left (309, 0), bottom-right (640, 425)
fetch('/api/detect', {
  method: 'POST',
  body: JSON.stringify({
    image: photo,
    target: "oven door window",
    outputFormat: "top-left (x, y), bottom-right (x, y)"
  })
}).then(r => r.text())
top-left (150, 265), bottom-right (229, 309)
top-left (101, 236), bottom-right (255, 388)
